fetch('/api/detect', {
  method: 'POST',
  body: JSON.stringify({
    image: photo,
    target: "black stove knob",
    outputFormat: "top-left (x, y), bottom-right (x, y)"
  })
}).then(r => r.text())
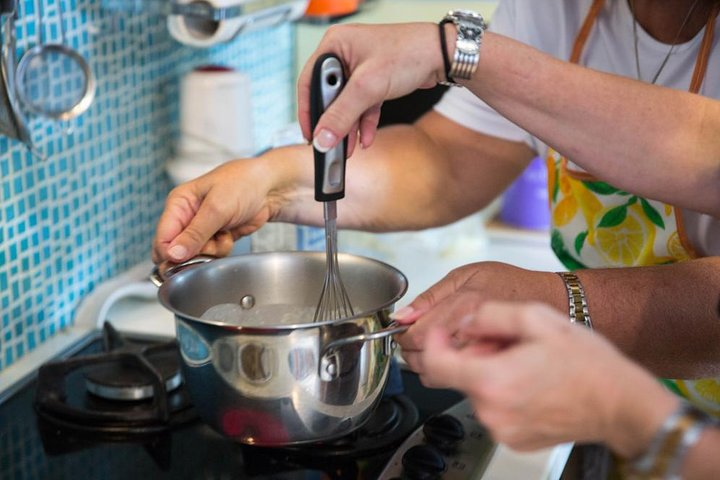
top-left (423, 414), bottom-right (465, 452)
top-left (402, 444), bottom-right (446, 480)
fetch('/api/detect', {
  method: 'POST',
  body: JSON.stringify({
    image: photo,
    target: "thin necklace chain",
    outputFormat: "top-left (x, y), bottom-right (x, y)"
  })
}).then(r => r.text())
top-left (629, 0), bottom-right (702, 84)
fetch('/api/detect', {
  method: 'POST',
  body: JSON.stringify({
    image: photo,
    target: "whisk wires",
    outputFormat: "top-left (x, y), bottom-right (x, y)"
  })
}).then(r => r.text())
top-left (313, 201), bottom-right (354, 322)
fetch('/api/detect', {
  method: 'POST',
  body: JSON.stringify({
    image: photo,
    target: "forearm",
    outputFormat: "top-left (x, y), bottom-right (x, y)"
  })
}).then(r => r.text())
top-left (463, 31), bottom-right (720, 218)
top-left (576, 257), bottom-right (720, 378)
top-left (273, 115), bottom-right (531, 231)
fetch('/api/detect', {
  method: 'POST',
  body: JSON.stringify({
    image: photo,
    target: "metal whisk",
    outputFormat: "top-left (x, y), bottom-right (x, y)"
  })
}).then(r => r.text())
top-left (310, 53), bottom-right (354, 322)
top-left (314, 201), bottom-right (354, 321)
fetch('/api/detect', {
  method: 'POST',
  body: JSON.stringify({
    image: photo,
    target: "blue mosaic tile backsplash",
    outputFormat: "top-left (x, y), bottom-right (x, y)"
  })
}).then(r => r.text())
top-left (0, 0), bottom-right (297, 371)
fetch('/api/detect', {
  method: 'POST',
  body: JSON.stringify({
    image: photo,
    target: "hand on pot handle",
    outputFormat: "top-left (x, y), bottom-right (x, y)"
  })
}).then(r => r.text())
top-left (151, 154), bottom-right (304, 265)
top-left (150, 255), bottom-right (217, 287)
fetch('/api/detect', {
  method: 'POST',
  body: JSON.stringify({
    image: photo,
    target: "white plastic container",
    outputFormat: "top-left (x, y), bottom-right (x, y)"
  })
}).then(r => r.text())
top-left (179, 65), bottom-right (254, 157)
top-left (166, 65), bottom-right (254, 186)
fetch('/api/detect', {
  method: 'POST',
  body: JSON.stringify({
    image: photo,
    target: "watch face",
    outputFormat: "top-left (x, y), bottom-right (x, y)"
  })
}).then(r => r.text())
top-left (451, 10), bottom-right (486, 25)
top-left (447, 10), bottom-right (486, 41)
top-left (458, 25), bottom-right (484, 42)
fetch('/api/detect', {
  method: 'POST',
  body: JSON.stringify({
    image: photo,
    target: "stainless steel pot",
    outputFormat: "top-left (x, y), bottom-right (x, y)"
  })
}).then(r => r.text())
top-left (152, 251), bottom-right (408, 446)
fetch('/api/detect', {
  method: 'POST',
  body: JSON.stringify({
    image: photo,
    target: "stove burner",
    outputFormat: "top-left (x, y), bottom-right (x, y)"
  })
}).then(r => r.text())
top-left (34, 322), bottom-right (196, 442)
top-left (243, 394), bottom-right (419, 466)
top-left (83, 327), bottom-right (183, 401)
top-left (85, 369), bottom-right (183, 401)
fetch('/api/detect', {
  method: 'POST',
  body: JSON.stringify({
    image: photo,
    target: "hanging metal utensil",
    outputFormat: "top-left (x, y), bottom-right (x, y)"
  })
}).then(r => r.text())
top-left (0, 0), bottom-right (36, 152)
top-left (16, 0), bottom-right (95, 121)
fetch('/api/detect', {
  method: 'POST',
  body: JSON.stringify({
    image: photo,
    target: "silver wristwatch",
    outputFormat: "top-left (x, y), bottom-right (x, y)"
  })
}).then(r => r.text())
top-left (441, 10), bottom-right (486, 84)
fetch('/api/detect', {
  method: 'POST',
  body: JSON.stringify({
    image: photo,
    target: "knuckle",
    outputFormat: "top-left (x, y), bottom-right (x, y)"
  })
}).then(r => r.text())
top-left (352, 75), bottom-right (383, 99)
top-left (181, 226), bottom-right (208, 246)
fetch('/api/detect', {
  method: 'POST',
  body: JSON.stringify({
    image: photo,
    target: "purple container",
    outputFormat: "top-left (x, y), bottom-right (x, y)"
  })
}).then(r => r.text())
top-left (500, 156), bottom-right (550, 230)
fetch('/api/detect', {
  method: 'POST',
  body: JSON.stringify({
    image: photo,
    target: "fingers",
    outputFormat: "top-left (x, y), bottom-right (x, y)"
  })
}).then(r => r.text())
top-left (312, 67), bottom-right (387, 151)
top-left (420, 323), bottom-right (505, 388)
top-left (393, 266), bottom-right (483, 324)
top-left (197, 230), bottom-right (236, 257)
top-left (399, 350), bottom-right (424, 376)
top-left (418, 301), bottom-right (569, 390)
top-left (297, 56), bottom-right (370, 157)
top-left (165, 198), bottom-right (240, 262)
top-left (152, 188), bottom-right (199, 263)
top-left (297, 50), bottom-right (319, 143)
top-left (457, 301), bottom-right (570, 345)
top-left (390, 275), bottom-right (464, 325)
top-left (398, 295), bottom-right (485, 356)
top-left (358, 104), bottom-right (382, 149)
top-left (418, 325), bottom-right (470, 388)
top-left (153, 179), bottom-right (242, 264)
top-left (298, 22), bottom-right (443, 153)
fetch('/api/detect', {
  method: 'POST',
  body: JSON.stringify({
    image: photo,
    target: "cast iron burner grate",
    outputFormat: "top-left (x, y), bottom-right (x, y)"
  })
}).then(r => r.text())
top-left (34, 322), bottom-right (196, 442)
top-left (83, 322), bottom-right (182, 401)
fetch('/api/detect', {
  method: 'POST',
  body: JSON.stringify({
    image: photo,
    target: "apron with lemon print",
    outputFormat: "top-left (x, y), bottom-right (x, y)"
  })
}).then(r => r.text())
top-left (550, 0), bottom-right (720, 415)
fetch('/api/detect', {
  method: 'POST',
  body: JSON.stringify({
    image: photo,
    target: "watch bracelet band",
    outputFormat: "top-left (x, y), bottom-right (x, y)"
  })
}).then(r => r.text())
top-left (437, 20), bottom-right (457, 86)
top-left (556, 271), bottom-right (593, 329)
top-left (623, 401), bottom-right (716, 480)
top-left (449, 48), bottom-right (480, 80)
top-left (437, 11), bottom-right (485, 87)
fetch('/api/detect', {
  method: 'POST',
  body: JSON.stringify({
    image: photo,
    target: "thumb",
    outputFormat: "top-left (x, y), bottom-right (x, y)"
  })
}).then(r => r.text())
top-left (164, 201), bottom-right (235, 262)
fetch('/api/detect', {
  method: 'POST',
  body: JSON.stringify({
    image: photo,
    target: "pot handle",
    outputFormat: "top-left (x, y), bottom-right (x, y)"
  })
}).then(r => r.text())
top-left (319, 322), bottom-right (409, 381)
top-left (322, 323), bottom-right (409, 354)
top-left (149, 255), bottom-right (217, 287)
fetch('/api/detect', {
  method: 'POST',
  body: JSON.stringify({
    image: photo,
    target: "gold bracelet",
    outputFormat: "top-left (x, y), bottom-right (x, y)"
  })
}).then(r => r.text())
top-left (556, 271), bottom-right (593, 329)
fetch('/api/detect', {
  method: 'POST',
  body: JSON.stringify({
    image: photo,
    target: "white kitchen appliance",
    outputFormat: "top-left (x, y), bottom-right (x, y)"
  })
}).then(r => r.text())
top-left (167, 0), bottom-right (309, 47)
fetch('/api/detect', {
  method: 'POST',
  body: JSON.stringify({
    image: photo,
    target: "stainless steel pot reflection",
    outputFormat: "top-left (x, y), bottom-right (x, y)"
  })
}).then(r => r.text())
top-left (152, 251), bottom-right (408, 446)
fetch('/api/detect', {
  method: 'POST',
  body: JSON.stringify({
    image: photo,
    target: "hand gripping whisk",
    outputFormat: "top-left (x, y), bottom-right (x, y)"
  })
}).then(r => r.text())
top-left (311, 53), bottom-right (354, 322)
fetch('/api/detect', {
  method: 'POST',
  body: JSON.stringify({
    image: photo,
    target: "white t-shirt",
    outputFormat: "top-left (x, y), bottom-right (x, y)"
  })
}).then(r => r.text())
top-left (434, 0), bottom-right (720, 256)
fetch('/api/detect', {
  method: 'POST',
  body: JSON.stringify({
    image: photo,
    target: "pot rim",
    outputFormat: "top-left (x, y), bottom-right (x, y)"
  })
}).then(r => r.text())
top-left (156, 251), bottom-right (409, 331)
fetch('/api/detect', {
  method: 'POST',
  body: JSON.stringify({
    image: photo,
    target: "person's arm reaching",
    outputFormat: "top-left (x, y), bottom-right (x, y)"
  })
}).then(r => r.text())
top-left (392, 257), bottom-right (720, 381)
top-left (421, 301), bottom-right (720, 479)
top-left (152, 111), bottom-right (534, 263)
top-left (299, 23), bottom-right (720, 218)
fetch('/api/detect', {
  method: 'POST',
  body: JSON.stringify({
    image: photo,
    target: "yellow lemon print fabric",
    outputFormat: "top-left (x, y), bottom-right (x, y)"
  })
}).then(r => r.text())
top-left (546, 150), bottom-right (690, 269)
top-left (546, 150), bottom-right (720, 417)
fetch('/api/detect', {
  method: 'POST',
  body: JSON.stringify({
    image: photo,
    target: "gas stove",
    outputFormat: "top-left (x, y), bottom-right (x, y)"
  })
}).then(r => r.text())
top-left (0, 228), bottom-right (573, 480)
top-left (1, 321), bottom-right (476, 479)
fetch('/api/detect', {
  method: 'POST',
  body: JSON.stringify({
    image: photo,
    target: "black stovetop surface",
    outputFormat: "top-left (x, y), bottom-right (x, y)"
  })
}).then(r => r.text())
top-left (0, 330), bottom-right (463, 480)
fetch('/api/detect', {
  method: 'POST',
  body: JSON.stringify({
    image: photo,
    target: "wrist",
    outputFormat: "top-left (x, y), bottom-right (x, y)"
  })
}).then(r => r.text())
top-left (621, 399), bottom-right (715, 479)
top-left (437, 10), bottom-right (486, 86)
top-left (607, 378), bottom-right (680, 459)
top-left (258, 145), bottom-right (314, 221)
top-left (263, 144), bottom-right (311, 186)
